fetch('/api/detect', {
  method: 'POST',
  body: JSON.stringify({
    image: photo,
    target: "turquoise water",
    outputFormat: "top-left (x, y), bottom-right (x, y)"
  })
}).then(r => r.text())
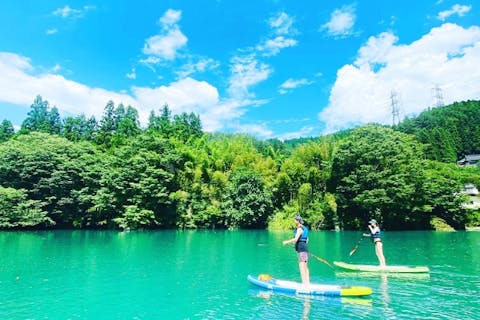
top-left (0, 230), bottom-right (479, 319)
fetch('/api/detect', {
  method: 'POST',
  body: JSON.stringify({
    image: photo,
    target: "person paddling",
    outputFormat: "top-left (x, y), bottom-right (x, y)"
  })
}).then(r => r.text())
top-left (282, 215), bottom-right (310, 286)
top-left (363, 219), bottom-right (386, 267)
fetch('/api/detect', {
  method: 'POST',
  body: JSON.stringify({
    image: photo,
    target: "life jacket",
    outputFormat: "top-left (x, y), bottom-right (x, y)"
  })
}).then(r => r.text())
top-left (294, 225), bottom-right (309, 252)
top-left (293, 225), bottom-right (308, 242)
top-left (370, 228), bottom-right (382, 242)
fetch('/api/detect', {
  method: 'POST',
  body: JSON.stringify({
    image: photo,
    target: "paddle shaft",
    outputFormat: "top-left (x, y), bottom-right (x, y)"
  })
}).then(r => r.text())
top-left (349, 237), bottom-right (364, 256)
top-left (287, 243), bottom-right (333, 269)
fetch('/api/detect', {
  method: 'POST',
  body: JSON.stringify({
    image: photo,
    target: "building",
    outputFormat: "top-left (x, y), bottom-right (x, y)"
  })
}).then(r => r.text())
top-left (457, 154), bottom-right (480, 166)
top-left (460, 183), bottom-right (480, 210)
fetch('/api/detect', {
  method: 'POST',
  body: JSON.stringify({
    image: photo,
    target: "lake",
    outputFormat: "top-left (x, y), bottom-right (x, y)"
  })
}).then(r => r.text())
top-left (0, 230), bottom-right (478, 319)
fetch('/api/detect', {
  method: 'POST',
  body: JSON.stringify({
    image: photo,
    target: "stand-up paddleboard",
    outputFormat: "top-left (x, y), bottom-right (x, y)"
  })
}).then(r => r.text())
top-left (333, 261), bottom-right (430, 273)
top-left (247, 274), bottom-right (372, 297)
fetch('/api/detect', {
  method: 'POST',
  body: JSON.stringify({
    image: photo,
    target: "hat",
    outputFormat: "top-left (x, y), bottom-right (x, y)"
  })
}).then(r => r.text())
top-left (295, 215), bottom-right (304, 224)
top-left (369, 219), bottom-right (377, 225)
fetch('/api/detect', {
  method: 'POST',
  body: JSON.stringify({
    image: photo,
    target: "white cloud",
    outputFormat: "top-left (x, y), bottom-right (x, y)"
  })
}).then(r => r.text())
top-left (143, 29), bottom-right (187, 60)
top-left (0, 52), bottom-right (256, 133)
top-left (277, 126), bottom-right (316, 141)
top-left (321, 5), bottom-right (356, 38)
top-left (52, 5), bottom-right (95, 19)
top-left (46, 28), bottom-right (58, 35)
top-left (278, 78), bottom-right (314, 94)
top-left (51, 64), bottom-right (61, 73)
top-left (159, 8), bottom-right (182, 26)
top-left (257, 36), bottom-right (297, 57)
top-left (437, 4), bottom-right (472, 21)
top-left (175, 58), bottom-right (220, 78)
top-left (126, 68), bottom-right (136, 79)
top-left (228, 54), bottom-right (272, 99)
top-left (269, 12), bottom-right (295, 35)
top-left (142, 9), bottom-right (187, 61)
top-left (319, 23), bottom-right (480, 133)
top-left (229, 122), bottom-right (274, 138)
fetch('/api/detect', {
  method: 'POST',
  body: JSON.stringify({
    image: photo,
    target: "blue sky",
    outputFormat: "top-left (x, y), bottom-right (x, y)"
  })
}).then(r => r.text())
top-left (0, 1), bottom-right (479, 139)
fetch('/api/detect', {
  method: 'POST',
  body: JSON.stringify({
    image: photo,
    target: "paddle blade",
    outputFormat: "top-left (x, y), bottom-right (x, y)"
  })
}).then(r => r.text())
top-left (349, 244), bottom-right (360, 256)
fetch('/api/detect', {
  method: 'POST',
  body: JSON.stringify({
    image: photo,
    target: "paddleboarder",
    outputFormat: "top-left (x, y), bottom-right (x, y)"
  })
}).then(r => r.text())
top-left (364, 219), bottom-right (386, 267)
top-left (282, 215), bottom-right (310, 286)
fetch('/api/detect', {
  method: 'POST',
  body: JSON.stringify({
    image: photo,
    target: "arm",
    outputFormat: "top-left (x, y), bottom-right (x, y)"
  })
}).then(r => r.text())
top-left (283, 227), bottom-right (302, 245)
top-left (363, 224), bottom-right (374, 237)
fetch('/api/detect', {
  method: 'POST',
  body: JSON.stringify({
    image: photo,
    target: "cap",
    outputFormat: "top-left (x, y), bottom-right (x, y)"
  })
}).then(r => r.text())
top-left (295, 215), bottom-right (304, 224)
top-left (369, 219), bottom-right (377, 225)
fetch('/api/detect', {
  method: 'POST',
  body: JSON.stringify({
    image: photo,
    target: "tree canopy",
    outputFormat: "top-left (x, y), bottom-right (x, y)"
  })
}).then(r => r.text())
top-left (1, 96), bottom-right (479, 230)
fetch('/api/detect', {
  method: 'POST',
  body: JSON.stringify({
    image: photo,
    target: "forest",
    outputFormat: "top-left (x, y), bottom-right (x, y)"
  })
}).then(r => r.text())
top-left (1, 96), bottom-right (479, 230)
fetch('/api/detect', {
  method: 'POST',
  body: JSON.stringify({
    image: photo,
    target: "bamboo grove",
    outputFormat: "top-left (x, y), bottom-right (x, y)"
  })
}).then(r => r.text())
top-left (1, 96), bottom-right (479, 230)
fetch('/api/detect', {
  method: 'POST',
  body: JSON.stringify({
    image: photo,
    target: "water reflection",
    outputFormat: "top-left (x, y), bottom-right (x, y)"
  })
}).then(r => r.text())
top-left (335, 271), bottom-right (430, 281)
top-left (249, 288), bottom-right (372, 319)
top-left (302, 297), bottom-right (311, 320)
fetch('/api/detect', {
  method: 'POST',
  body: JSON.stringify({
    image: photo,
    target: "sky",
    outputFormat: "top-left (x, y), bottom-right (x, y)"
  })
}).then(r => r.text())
top-left (0, 0), bottom-right (479, 140)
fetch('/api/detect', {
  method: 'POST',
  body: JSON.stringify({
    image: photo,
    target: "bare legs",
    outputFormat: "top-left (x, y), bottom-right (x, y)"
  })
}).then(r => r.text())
top-left (375, 241), bottom-right (386, 266)
top-left (299, 261), bottom-right (310, 286)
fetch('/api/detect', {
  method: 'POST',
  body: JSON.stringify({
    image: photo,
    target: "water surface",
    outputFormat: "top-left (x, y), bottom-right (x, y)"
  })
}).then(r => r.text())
top-left (0, 230), bottom-right (478, 319)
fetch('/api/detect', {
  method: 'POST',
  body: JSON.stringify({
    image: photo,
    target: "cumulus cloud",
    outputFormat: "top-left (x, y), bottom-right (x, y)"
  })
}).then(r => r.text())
top-left (0, 52), bottom-right (255, 132)
top-left (319, 23), bottom-right (480, 133)
top-left (321, 5), bottom-right (356, 38)
top-left (278, 78), bottom-right (314, 94)
top-left (142, 9), bottom-right (187, 61)
top-left (437, 4), bottom-right (472, 21)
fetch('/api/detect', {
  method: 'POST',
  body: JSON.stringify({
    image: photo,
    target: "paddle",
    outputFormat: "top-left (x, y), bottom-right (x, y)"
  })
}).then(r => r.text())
top-left (286, 243), bottom-right (334, 269)
top-left (308, 252), bottom-right (334, 269)
top-left (349, 237), bottom-right (364, 257)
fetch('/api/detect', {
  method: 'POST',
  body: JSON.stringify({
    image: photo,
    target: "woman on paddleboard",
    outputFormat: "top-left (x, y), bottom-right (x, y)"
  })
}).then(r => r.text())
top-left (282, 215), bottom-right (310, 286)
top-left (364, 219), bottom-right (386, 267)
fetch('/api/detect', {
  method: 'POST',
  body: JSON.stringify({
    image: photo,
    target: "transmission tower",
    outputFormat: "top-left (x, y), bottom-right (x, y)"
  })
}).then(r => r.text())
top-left (431, 84), bottom-right (444, 108)
top-left (390, 91), bottom-right (401, 126)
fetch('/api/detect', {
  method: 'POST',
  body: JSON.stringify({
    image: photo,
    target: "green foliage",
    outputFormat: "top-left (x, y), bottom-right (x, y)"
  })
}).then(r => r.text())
top-left (92, 134), bottom-right (179, 228)
top-left (63, 114), bottom-right (97, 142)
top-left (0, 119), bottom-right (14, 142)
top-left (267, 205), bottom-right (299, 230)
top-left (422, 161), bottom-right (471, 229)
top-left (0, 186), bottom-right (53, 228)
top-left (222, 168), bottom-right (273, 229)
top-left (465, 210), bottom-right (480, 227)
top-left (397, 100), bottom-right (480, 161)
top-left (329, 125), bottom-right (428, 229)
top-left (20, 96), bottom-right (62, 135)
top-left (113, 205), bottom-right (156, 230)
top-left (0, 132), bottom-right (105, 227)
top-left (1, 97), bottom-right (479, 230)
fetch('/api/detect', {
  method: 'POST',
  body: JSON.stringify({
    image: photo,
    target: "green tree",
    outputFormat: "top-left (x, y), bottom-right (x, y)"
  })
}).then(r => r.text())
top-left (222, 168), bottom-right (273, 229)
top-left (0, 186), bottom-right (53, 228)
top-left (63, 114), bottom-right (98, 142)
top-left (21, 95), bottom-right (62, 134)
top-left (0, 132), bottom-right (105, 228)
top-left (95, 100), bottom-right (116, 146)
top-left (0, 119), bottom-right (14, 142)
top-left (329, 125), bottom-right (427, 229)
